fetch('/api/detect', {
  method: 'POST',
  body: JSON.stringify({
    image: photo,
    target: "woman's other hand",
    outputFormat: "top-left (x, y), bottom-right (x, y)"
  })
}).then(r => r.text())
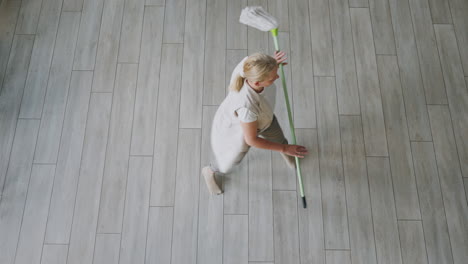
top-left (282, 144), bottom-right (308, 158)
top-left (274, 51), bottom-right (288, 65)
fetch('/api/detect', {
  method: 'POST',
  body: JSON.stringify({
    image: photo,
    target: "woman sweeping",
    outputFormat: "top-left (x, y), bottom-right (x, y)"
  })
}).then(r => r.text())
top-left (202, 51), bottom-right (309, 194)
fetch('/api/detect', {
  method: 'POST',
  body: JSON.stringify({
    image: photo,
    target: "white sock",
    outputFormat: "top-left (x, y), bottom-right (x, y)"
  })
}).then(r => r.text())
top-left (202, 166), bottom-right (223, 195)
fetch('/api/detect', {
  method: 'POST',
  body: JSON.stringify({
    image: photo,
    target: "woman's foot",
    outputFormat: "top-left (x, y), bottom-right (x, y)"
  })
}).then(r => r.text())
top-left (202, 166), bottom-right (223, 195)
top-left (281, 153), bottom-right (296, 169)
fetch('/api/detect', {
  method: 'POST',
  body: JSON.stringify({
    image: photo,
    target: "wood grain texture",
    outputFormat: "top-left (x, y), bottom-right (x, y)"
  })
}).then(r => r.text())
top-left (411, 142), bottom-right (453, 264)
top-left (449, 0), bottom-right (468, 76)
top-left (19, 0), bottom-right (63, 118)
top-left (227, 0), bottom-right (247, 49)
top-left (309, 0), bottom-right (335, 76)
top-left (224, 215), bottom-right (248, 264)
top-left (118, 0), bottom-right (145, 63)
top-left (367, 157), bottom-right (403, 264)
top-left (93, 234), bottom-right (120, 264)
top-left (146, 207), bottom-right (173, 264)
top-left (162, 0), bottom-right (185, 43)
top-left (91, 0), bottom-right (125, 92)
top-left (377, 55), bottom-right (420, 219)
top-left (273, 191), bottom-right (300, 264)
top-left (130, 6), bottom-right (164, 155)
top-left (67, 93), bottom-right (112, 264)
top-left (151, 44), bottom-right (183, 206)
top-left (368, 0), bottom-right (396, 54)
top-left (178, 0), bottom-right (206, 128)
top-left (329, 0), bottom-right (360, 115)
top-left (434, 24), bottom-right (468, 179)
top-left (350, 8), bottom-right (388, 156)
top-left (340, 116), bottom-right (377, 264)
top-left (428, 105), bottom-right (468, 264)
top-left (0, 120), bottom-right (39, 264)
top-left (171, 129), bottom-right (201, 264)
top-left (316, 77), bottom-right (349, 250)
top-left (398, 221), bottom-right (428, 264)
top-left (389, 0), bottom-right (431, 141)
top-left (248, 147), bottom-right (274, 261)
top-left (34, 12), bottom-right (81, 163)
top-left (41, 245), bottom-right (68, 264)
top-left (0, 35), bottom-right (34, 198)
top-left (288, 0), bottom-right (316, 128)
top-left (119, 157), bottom-right (152, 264)
top-left (0, 0), bottom-right (21, 95)
top-left (14, 165), bottom-right (55, 264)
top-left (73, 0), bottom-right (105, 70)
top-left (15, 0), bottom-right (42, 34)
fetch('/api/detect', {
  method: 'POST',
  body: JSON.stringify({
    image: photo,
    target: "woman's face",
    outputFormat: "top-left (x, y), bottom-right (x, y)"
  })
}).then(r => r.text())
top-left (258, 66), bottom-right (279, 87)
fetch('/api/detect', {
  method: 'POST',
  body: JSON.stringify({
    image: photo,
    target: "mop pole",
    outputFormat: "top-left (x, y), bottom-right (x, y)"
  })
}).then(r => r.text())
top-left (271, 28), bottom-right (307, 209)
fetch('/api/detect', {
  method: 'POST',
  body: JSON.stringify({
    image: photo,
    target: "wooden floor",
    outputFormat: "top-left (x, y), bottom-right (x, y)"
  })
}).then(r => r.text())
top-left (1, 0), bottom-right (468, 263)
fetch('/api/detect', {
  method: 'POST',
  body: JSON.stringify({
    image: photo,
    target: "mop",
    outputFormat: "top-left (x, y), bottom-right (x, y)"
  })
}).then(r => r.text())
top-left (240, 6), bottom-right (307, 208)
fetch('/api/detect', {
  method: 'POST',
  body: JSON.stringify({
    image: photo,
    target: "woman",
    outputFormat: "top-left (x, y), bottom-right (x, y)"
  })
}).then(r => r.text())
top-left (202, 51), bottom-right (308, 194)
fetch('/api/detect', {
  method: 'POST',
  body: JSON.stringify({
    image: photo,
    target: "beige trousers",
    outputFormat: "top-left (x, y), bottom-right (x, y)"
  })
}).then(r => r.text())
top-left (211, 116), bottom-right (288, 174)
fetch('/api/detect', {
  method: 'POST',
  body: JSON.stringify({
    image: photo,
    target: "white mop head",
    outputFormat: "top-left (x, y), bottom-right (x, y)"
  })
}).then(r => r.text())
top-left (239, 6), bottom-right (278, 32)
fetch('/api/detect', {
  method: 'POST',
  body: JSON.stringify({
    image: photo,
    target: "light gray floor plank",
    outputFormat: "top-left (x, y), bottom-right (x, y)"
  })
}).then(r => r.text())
top-left (150, 44), bottom-right (183, 206)
top-left (226, 0), bottom-right (247, 49)
top-left (398, 221), bottom-right (429, 264)
top-left (326, 251), bottom-right (352, 264)
top-left (316, 77), bottom-right (349, 250)
top-left (0, 0), bottom-right (21, 95)
top-left (171, 129), bottom-right (201, 264)
top-left (34, 12), bottom-right (81, 164)
top-left (350, 8), bottom-right (388, 156)
top-left (92, 234), bottom-right (120, 264)
top-left (18, 0), bottom-right (63, 118)
top-left (428, 0), bottom-right (451, 23)
top-left (63, 0), bottom-right (83, 11)
top-left (449, 0), bottom-right (468, 76)
top-left (146, 207), bottom-right (173, 264)
top-left (369, 0), bottom-right (397, 54)
top-left (309, 0), bottom-right (334, 76)
top-left (0, 35), bottom-right (34, 197)
top-left (162, 0), bottom-right (185, 43)
top-left (389, 0), bottom-right (431, 141)
top-left (119, 157), bottom-right (152, 264)
top-left (329, 0), bottom-right (360, 115)
top-left (91, 0), bottom-right (125, 92)
top-left (367, 157), bottom-right (403, 264)
top-left (97, 64), bottom-right (137, 233)
top-left (296, 129), bottom-right (325, 264)
top-left (198, 107), bottom-right (223, 264)
top-left (178, 0), bottom-right (206, 128)
top-left (224, 215), bottom-right (248, 264)
top-left (72, 0), bottom-right (105, 70)
top-left (288, 0), bottom-right (316, 128)
top-left (14, 165), bottom-right (55, 264)
top-left (0, 119), bottom-right (40, 264)
top-left (268, 0), bottom-right (289, 32)
top-left (377, 55), bottom-right (421, 219)
top-left (428, 105), bottom-right (468, 264)
top-left (248, 147), bottom-right (274, 261)
top-left (118, 0), bottom-right (144, 63)
top-left (349, 0), bottom-right (368, 8)
top-left (15, 0), bottom-right (43, 34)
top-left (339, 115), bottom-right (377, 264)
top-left (44, 71), bottom-right (92, 244)
top-left (409, 0), bottom-right (448, 104)
top-left (146, 0), bottom-right (165, 6)
top-left (411, 141), bottom-right (453, 264)
top-left (40, 245), bottom-right (68, 264)
top-left (273, 191), bottom-right (300, 264)
top-left (67, 93), bottom-right (112, 264)
top-left (434, 24), bottom-right (468, 179)
top-left (203, 0), bottom-right (226, 105)
top-left (130, 6), bottom-right (164, 155)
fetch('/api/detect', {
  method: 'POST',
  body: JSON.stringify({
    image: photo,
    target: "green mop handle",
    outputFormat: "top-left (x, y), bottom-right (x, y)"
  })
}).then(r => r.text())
top-left (270, 28), bottom-right (306, 208)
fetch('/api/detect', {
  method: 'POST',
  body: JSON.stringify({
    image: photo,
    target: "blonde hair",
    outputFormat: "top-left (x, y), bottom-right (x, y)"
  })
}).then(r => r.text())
top-left (229, 53), bottom-right (277, 92)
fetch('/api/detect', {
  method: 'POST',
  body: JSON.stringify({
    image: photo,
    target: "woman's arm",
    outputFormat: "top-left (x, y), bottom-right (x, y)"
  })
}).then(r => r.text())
top-left (240, 121), bottom-right (308, 158)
